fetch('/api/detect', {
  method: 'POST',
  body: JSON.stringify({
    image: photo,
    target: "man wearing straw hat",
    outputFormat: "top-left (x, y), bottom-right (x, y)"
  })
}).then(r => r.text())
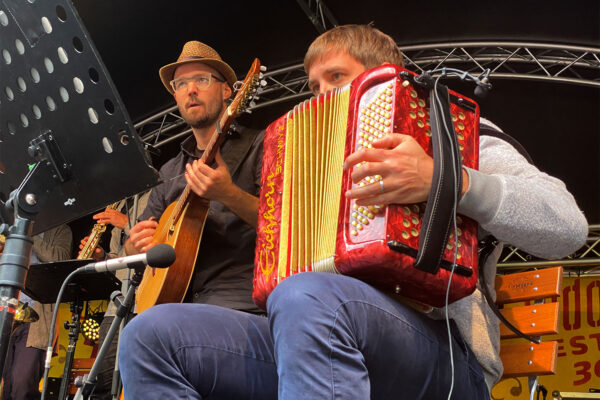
top-left (123, 41), bottom-right (264, 309)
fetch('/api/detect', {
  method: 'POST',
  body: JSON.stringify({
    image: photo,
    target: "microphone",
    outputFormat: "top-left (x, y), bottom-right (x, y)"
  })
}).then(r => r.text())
top-left (474, 70), bottom-right (492, 98)
top-left (77, 243), bottom-right (176, 273)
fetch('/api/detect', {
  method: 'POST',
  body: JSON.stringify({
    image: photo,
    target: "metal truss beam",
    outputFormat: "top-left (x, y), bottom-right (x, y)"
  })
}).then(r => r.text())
top-left (295, 0), bottom-right (338, 33)
top-left (254, 42), bottom-right (600, 111)
top-left (400, 42), bottom-right (600, 88)
top-left (497, 225), bottom-right (600, 273)
top-left (135, 42), bottom-right (599, 148)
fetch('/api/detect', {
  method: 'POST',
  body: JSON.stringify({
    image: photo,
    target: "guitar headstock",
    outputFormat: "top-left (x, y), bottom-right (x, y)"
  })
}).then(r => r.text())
top-left (228, 58), bottom-right (263, 117)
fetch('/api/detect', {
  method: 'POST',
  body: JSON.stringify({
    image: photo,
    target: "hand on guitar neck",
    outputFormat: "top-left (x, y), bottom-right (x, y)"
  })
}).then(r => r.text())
top-left (185, 150), bottom-right (259, 228)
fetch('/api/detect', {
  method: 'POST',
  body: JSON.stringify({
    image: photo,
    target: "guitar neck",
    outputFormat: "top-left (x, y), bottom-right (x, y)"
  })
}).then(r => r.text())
top-left (173, 108), bottom-right (236, 218)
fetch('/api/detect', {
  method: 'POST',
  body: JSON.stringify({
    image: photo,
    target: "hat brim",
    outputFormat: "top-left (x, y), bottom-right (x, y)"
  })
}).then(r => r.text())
top-left (159, 58), bottom-right (237, 95)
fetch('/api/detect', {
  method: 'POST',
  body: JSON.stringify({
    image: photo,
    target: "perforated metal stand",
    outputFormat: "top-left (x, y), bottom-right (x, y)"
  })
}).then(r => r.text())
top-left (0, 0), bottom-right (159, 235)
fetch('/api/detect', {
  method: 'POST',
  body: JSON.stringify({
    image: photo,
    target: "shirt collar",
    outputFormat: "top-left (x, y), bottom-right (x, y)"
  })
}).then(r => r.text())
top-left (180, 135), bottom-right (202, 159)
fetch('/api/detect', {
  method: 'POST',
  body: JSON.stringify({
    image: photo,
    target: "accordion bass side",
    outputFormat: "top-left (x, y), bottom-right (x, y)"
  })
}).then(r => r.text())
top-left (254, 64), bottom-right (480, 309)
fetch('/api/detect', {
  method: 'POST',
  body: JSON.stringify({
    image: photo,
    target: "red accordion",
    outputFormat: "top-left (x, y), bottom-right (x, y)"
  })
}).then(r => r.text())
top-left (254, 64), bottom-right (480, 309)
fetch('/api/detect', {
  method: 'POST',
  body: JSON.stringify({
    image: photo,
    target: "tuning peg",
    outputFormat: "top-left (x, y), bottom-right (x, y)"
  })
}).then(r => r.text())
top-left (252, 95), bottom-right (260, 101)
top-left (249, 101), bottom-right (257, 108)
top-left (245, 109), bottom-right (253, 114)
top-left (259, 72), bottom-right (264, 79)
top-left (260, 65), bottom-right (267, 72)
top-left (260, 80), bottom-right (267, 87)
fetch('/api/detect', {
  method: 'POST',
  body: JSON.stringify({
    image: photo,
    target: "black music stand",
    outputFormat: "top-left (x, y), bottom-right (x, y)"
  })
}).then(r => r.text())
top-left (24, 260), bottom-right (121, 304)
top-left (0, 0), bottom-right (160, 378)
top-left (25, 260), bottom-right (121, 400)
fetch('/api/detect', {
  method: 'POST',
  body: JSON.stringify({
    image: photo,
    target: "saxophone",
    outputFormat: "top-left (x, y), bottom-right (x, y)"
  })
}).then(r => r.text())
top-left (78, 202), bottom-right (120, 259)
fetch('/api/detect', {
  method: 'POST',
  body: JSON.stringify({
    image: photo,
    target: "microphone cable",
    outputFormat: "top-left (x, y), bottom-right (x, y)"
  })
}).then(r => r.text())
top-left (40, 267), bottom-right (82, 400)
top-left (432, 74), bottom-right (461, 400)
top-left (414, 66), bottom-right (490, 399)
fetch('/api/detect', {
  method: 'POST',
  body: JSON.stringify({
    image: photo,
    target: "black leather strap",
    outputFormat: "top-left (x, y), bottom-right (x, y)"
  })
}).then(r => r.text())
top-left (413, 83), bottom-right (463, 274)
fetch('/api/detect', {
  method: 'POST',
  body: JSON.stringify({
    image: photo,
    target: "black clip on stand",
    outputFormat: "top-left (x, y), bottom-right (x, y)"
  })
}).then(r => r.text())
top-left (73, 266), bottom-right (146, 400)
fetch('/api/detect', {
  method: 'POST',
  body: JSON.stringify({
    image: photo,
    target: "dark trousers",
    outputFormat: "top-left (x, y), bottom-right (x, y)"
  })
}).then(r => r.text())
top-left (119, 273), bottom-right (490, 399)
top-left (2, 324), bottom-right (44, 400)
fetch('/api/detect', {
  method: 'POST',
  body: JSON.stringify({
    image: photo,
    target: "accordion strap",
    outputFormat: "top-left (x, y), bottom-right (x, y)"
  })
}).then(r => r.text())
top-left (413, 83), bottom-right (463, 274)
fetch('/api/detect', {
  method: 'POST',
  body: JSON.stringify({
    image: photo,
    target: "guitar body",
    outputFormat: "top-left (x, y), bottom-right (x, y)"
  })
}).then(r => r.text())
top-left (136, 195), bottom-right (209, 313)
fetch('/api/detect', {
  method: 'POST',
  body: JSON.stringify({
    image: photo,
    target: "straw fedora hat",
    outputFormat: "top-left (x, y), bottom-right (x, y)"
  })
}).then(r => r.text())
top-left (159, 41), bottom-right (237, 95)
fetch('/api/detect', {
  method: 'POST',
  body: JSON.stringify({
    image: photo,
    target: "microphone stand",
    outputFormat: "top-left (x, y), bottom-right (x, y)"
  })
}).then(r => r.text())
top-left (111, 194), bottom-right (139, 400)
top-left (73, 265), bottom-right (144, 400)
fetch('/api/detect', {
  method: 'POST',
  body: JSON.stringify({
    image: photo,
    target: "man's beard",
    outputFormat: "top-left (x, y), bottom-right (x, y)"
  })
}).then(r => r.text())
top-left (182, 98), bottom-right (223, 129)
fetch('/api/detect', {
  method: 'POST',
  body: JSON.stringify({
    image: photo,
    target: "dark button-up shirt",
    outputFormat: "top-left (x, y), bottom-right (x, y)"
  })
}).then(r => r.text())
top-left (139, 127), bottom-right (263, 314)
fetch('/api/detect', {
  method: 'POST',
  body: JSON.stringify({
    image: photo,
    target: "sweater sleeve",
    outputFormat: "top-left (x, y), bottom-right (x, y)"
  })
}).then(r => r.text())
top-left (32, 224), bottom-right (73, 262)
top-left (458, 135), bottom-right (588, 259)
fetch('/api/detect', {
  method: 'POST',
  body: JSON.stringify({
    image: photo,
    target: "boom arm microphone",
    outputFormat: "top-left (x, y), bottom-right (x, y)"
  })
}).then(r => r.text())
top-left (77, 243), bottom-right (176, 273)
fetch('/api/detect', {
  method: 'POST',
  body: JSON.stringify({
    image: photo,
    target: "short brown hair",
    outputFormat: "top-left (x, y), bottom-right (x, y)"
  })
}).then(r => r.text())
top-left (304, 24), bottom-right (404, 73)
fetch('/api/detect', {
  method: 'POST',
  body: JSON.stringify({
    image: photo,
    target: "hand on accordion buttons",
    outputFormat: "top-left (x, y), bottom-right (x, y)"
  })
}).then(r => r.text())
top-left (343, 133), bottom-right (434, 205)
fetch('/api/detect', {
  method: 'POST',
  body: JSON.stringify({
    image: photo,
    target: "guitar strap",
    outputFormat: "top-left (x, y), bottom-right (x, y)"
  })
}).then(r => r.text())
top-left (220, 125), bottom-right (262, 176)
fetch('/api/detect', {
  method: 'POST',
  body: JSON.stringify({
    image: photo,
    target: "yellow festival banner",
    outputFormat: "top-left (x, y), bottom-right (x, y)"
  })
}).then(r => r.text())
top-left (492, 275), bottom-right (600, 399)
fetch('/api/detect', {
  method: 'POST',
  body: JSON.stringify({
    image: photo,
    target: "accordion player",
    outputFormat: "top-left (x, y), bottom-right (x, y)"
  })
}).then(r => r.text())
top-left (254, 64), bottom-right (480, 309)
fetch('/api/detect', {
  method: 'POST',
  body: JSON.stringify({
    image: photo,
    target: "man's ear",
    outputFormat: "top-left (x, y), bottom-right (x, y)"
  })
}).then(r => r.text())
top-left (222, 84), bottom-right (233, 100)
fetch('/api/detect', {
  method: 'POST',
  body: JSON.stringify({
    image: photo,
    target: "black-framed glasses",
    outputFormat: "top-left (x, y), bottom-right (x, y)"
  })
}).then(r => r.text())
top-left (170, 72), bottom-right (225, 93)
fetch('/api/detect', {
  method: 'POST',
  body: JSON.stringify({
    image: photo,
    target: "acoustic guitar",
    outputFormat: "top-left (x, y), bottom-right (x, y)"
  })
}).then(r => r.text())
top-left (135, 59), bottom-right (262, 313)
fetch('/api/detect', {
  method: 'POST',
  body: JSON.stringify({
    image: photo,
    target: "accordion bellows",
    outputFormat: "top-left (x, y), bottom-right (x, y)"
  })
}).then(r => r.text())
top-left (254, 65), bottom-right (480, 309)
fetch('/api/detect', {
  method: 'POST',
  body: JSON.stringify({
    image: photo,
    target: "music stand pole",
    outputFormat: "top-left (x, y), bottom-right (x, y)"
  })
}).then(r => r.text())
top-left (57, 296), bottom-right (84, 400)
top-left (0, 216), bottom-right (34, 377)
top-left (73, 267), bottom-right (144, 400)
top-left (0, 155), bottom-right (67, 376)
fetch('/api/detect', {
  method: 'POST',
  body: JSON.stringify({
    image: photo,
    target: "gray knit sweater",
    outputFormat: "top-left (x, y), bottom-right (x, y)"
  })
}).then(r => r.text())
top-left (428, 119), bottom-right (588, 389)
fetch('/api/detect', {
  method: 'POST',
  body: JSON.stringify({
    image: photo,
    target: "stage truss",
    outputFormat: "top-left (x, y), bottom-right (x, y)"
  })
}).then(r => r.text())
top-left (136, 41), bottom-right (600, 148)
top-left (498, 225), bottom-right (600, 272)
top-left (134, 42), bottom-right (600, 270)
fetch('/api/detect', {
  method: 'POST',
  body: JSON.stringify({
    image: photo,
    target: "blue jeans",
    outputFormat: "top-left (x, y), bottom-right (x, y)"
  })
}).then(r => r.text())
top-left (119, 273), bottom-right (489, 399)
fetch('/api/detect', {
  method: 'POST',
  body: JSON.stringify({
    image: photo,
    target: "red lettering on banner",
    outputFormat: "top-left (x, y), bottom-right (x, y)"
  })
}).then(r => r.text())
top-left (570, 335), bottom-right (588, 355)
top-left (586, 280), bottom-right (600, 327)
top-left (563, 278), bottom-right (581, 330)
top-left (590, 332), bottom-right (600, 350)
top-left (556, 338), bottom-right (567, 357)
top-left (574, 361), bottom-right (592, 385)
